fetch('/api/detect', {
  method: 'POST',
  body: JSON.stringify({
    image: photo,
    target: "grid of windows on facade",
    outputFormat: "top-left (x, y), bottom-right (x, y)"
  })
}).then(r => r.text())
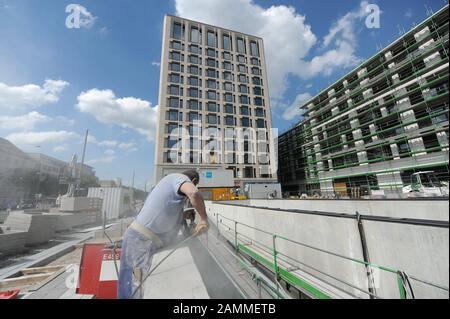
top-left (164, 19), bottom-right (267, 140)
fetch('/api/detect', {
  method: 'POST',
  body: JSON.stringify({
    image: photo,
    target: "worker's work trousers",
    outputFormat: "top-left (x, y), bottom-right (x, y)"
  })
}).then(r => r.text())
top-left (118, 227), bottom-right (158, 299)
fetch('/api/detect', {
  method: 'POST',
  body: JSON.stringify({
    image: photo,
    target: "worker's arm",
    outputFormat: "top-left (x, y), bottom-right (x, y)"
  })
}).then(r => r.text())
top-left (179, 182), bottom-right (209, 234)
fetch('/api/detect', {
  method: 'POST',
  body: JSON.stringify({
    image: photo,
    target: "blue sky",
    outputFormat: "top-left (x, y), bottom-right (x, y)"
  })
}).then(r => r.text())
top-left (0, 0), bottom-right (447, 189)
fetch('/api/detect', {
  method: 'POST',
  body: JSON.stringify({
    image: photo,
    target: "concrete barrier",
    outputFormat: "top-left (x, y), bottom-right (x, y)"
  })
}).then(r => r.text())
top-left (231, 199), bottom-right (449, 221)
top-left (206, 199), bottom-right (449, 299)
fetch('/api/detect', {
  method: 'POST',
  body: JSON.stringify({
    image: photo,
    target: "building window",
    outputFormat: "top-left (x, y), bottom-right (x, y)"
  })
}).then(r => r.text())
top-left (207, 31), bottom-right (216, 47)
top-left (224, 104), bottom-right (234, 114)
top-left (241, 117), bottom-right (251, 127)
top-left (169, 73), bottom-right (181, 83)
top-left (237, 55), bottom-right (246, 63)
top-left (189, 45), bottom-right (200, 54)
top-left (188, 66), bottom-right (199, 75)
top-left (207, 79), bottom-right (217, 89)
top-left (168, 97), bottom-right (180, 108)
top-left (251, 67), bottom-right (261, 75)
top-left (171, 41), bottom-right (182, 50)
top-left (250, 41), bottom-right (259, 57)
top-left (223, 61), bottom-right (233, 71)
top-left (224, 93), bottom-right (233, 103)
top-left (255, 108), bottom-right (264, 117)
top-left (238, 75), bottom-right (247, 83)
top-left (223, 52), bottom-right (232, 60)
top-left (238, 64), bottom-right (247, 73)
top-left (256, 119), bottom-right (265, 128)
top-left (225, 116), bottom-right (235, 126)
top-left (237, 38), bottom-right (245, 53)
top-left (252, 77), bottom-right (261, 85)
top-left (164, 151), bottom-right (179, 163)
top-left (253, 87), bottom-right (262, 96)
top-left (207, 102), bottom-right (218, 112)
top-left (206, 69), bottom-right (217, 78)
top-left (206, 48), bottom-right (216, 57)
top-left (188, 112), bottom-right (201, 123)
top-left (172, 22), bottom-right (182, 40)
top-left (188, 88), bottom-right (199, 98)
top-left (240, 95), bottom-right (250, 105)
top-left (223, 34), bottom-right (231, 51)
top-left (206, 58), bottom-right (216, 67)
top-left (239, 85), bottom-right (249, 94)
top-left (169, 62), bottom-right (181, 72)
top-left (207, 91), bottom-right (217, 100)
top-left (167, 110), bottom-right (181, 121)
top-left (188, 100), bottom-right (200, 110)
top-left (240, 106), bottom-right (250, 116)
top-left (251, 57), bottom-right (259, 66)
top-left (169, 51), bottom-right (182, 61)
top-left (189, 55), bottom-right (200, 64)
top-left (223, 72), bottom-right (233, 81)
top-left (168, 85), bottom-right (181, 96)
top-left (190, 27), bottom-right (200, 43)
top-left (166, 123), bottom-right (179, 134)
top-left (207, 114), bottom-right (218, 124)
top-left (188, 77), bottom-right (200, 86)
top-left (223, 82), bottom-right (233, 92)
top-left (254, 97), bottom-right (263, 106)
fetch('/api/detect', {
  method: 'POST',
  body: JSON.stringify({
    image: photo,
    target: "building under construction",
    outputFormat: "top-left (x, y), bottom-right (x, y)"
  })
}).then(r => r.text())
top-left (279, 5), bottom-right (449, 197)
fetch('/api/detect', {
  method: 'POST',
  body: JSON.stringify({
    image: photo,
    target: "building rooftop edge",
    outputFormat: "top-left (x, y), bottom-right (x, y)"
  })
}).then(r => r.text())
top-left (165, 14), bottom-right (264, 41)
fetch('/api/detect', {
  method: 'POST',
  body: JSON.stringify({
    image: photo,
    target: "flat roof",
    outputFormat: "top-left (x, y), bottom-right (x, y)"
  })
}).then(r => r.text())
top-left (166, 14), bottom-right (264, 41)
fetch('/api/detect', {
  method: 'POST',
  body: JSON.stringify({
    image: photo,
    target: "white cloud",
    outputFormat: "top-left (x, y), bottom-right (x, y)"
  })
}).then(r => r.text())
top-left (76, 89), bottom-right (158, 141)
top-left (175, 0), bottom-right (368, 100)
top-left (118, 142), bottom-right (137, 150)
top-left (6, 130), bottom-right (80, 147)
top-left (151, 61), bottom-right (161, 67)
top-left (98, 140), bottom-right (119, 147)
top-left (53, 144), bottom-right (69, 153)
top-left (86, 155), bottom-right (117, 165)
top-left (55, 115), bottom-right (76, 126)
top-left (282, 93), bottom-right (313, 121)
top-left (0, 111), bottom-right (51, 130)
top-left (0, 79), bottom-right (69, 111)
top-left (104, 149), bottom-right (115, 156)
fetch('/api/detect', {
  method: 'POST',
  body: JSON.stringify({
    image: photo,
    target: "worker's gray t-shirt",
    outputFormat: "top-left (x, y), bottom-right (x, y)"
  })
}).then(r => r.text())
top-left (136, 173), bottom-right (190, 235)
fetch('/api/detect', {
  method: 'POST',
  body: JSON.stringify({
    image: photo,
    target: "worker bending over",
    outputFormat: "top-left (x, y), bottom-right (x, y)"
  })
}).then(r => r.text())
top-left (118, 170), bottom-right (209, 299)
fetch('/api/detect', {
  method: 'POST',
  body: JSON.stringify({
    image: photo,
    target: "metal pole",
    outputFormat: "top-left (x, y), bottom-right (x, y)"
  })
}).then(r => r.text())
top-left (216, 213), bottom-right (220, 237)
top-left (77, 129), bottom-right (89, 194)
top-left (273, 235), bottom-right (279, 298)
top-left (103, 209), bottom-right (107, 238)
top-left (234, 221), bottom-right (238, 252)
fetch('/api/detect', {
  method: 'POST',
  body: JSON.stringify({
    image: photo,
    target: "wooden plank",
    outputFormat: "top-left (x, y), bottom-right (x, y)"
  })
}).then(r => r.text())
top-left (0, 273), bottom-right (51, 290)
top-left (22, 265), bottom-right (64, 275)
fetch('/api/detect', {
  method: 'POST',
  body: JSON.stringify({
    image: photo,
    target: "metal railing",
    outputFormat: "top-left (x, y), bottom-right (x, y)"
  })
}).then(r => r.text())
top-left (213, 211), bottom-right (449, 299)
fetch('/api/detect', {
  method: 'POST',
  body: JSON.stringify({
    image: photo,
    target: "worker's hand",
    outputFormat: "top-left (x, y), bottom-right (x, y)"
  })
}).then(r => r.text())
top-left (193, 220), bottom-right (209, 236)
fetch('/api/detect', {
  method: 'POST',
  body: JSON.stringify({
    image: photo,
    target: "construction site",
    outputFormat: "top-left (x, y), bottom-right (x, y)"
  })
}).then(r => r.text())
top-left (0, 1), bottom-right (448, 302)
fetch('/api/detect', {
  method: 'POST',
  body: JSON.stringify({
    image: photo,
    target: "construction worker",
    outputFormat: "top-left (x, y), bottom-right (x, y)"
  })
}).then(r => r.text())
top-left (118, 170), bottom-right (209, 299)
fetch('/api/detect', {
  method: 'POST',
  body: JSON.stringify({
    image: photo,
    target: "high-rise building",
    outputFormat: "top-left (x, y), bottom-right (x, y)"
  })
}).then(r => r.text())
top-left (154, 15), bottom-right (277, 186)
top-left (279, 5), bottom-right (449, 198)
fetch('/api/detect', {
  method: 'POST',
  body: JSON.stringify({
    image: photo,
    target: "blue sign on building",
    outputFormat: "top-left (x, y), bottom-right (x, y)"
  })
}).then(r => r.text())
top-left (205, 171), bottom-right (213, 178)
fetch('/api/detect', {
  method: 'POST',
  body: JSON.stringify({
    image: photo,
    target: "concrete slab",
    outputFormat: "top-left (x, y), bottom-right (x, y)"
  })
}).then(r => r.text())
top-left (144, 246), bottom-right (210, 299)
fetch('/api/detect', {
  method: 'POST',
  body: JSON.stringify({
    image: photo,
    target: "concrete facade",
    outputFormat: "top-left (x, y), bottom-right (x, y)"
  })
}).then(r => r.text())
top-left (154, 15), bottom-right (277, 187)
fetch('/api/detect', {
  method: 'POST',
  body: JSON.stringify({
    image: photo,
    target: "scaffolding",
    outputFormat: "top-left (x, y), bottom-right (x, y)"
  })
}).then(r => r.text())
top-left (278, 5), bottom-right (449, 198)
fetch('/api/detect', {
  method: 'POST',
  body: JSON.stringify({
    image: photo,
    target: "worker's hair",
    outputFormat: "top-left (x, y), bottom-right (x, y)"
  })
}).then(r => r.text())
top-left (182, 170), bottom-right (200, 182)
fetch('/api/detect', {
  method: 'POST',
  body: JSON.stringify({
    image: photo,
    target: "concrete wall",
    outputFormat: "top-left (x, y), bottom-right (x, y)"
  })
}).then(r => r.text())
top-left (205, 199), bottom-right (449, 299)
top-left (230, 199), bottom-right (449, 221)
